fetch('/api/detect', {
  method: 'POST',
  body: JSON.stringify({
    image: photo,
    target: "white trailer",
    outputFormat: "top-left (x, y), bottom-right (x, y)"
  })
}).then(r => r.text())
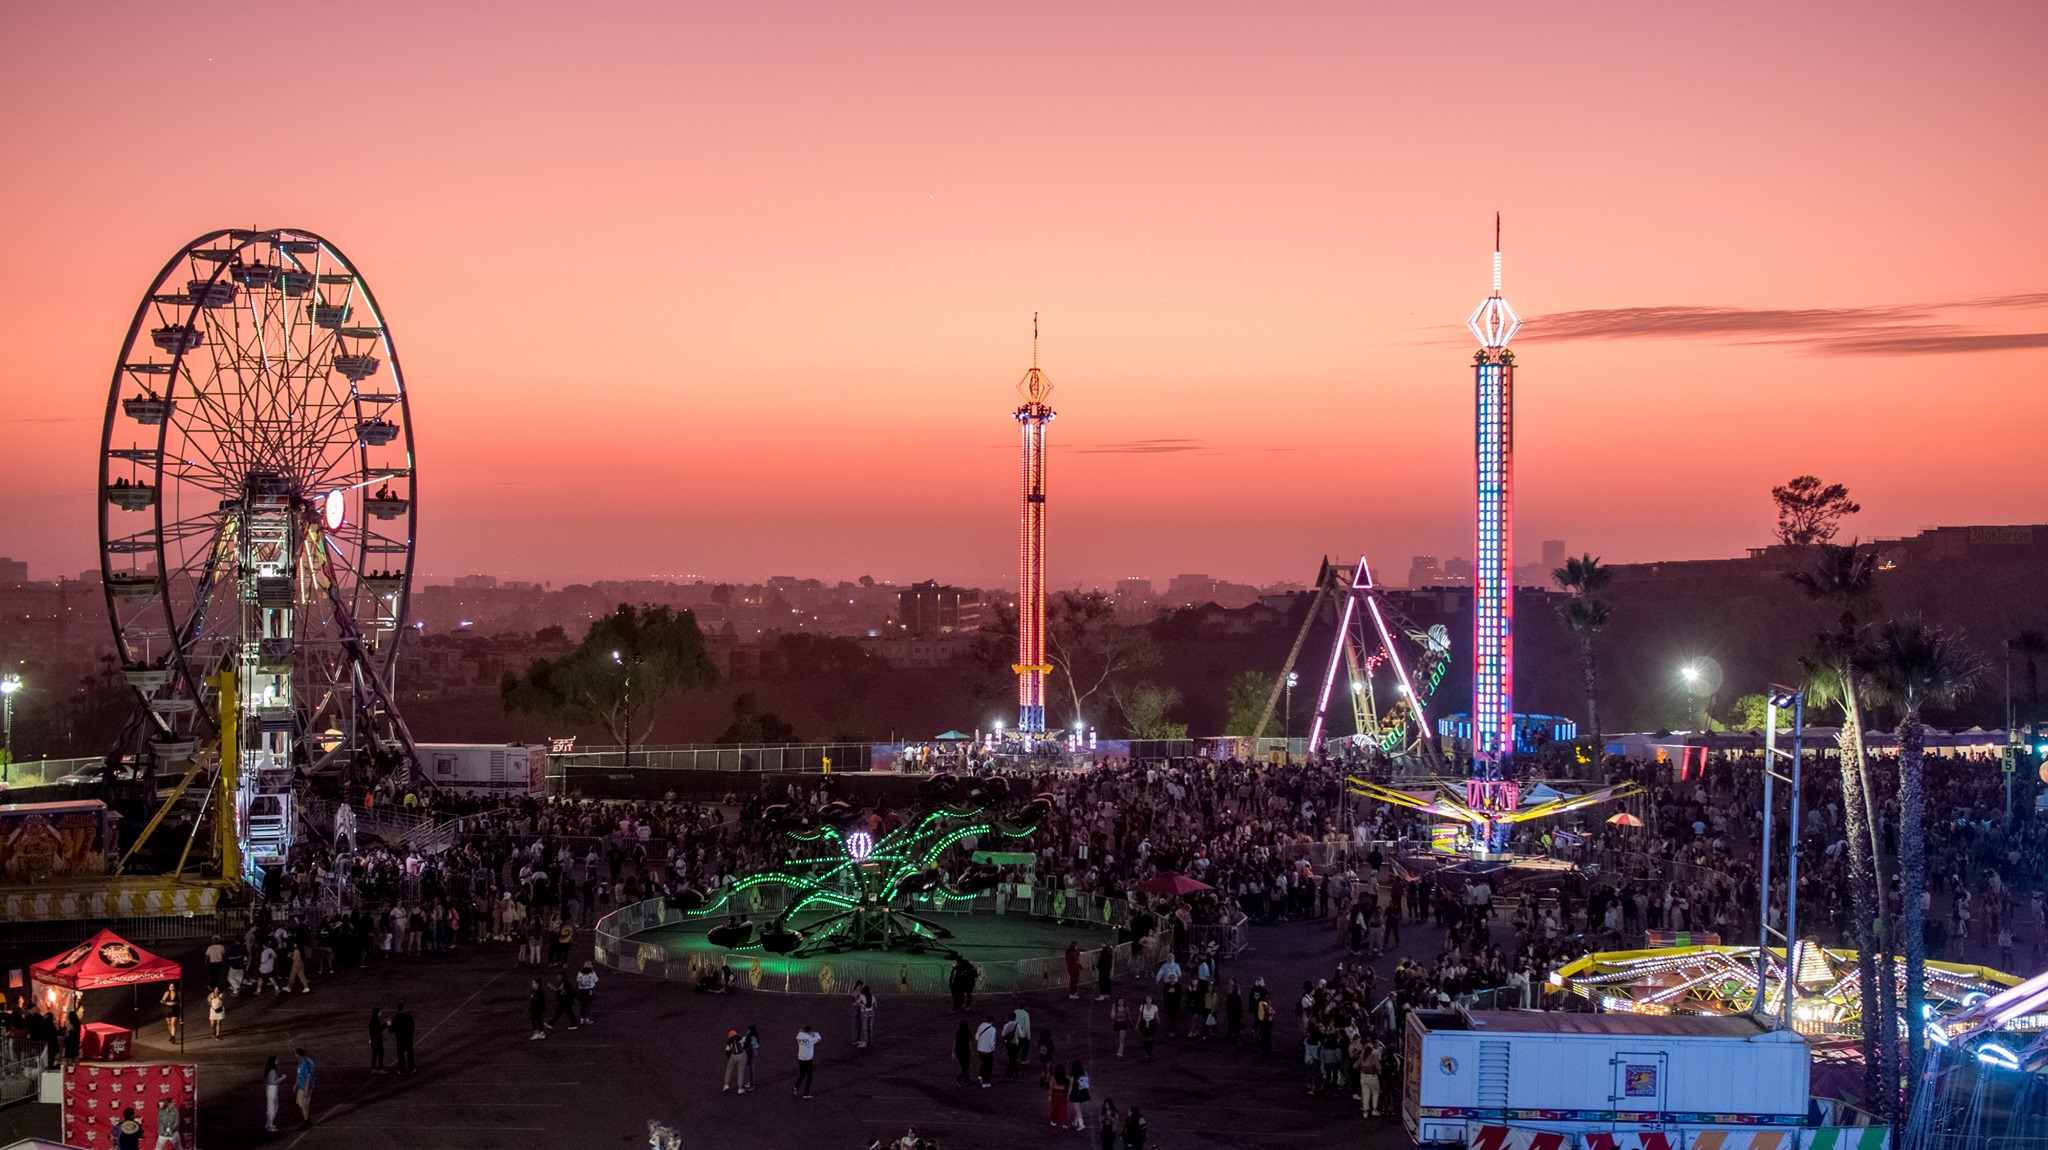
top-left (417, 743), bottom-right (547, 796)
top-left (1403, 1009), bottom-right (1811, 1146)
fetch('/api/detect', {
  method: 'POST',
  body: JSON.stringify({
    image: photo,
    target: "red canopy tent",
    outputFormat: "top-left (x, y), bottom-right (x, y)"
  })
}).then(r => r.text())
top-left (1133, 871), bottom-right (1213, 897)
top-left (31, 928), bottom-right (182, 993)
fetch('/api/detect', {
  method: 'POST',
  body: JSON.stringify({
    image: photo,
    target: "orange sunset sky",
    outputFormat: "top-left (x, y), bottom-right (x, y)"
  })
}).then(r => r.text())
top-left (2, 1), bottom-right (2044, 589)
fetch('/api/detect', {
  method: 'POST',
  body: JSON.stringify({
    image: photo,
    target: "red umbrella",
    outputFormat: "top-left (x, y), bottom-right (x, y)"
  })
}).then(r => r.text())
top-left (1134, 871), bottom-right (1213, 896)
top-left (1606, 812), bottom-right (1644, 827)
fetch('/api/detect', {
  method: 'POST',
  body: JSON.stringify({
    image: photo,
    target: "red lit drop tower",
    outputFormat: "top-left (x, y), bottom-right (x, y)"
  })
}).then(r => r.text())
top-left (1013, 317), bottom-right (1054, 735)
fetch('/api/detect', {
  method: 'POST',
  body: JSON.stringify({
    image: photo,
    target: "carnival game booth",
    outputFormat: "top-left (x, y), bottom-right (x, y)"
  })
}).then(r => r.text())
top-left (28, 930), bottom-right (182, 1043)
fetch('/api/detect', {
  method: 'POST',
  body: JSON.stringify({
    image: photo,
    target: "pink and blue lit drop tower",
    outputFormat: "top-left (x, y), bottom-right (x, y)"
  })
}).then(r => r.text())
top-left (1467, 219), bottom-right (1521, 848)
top-left (1012, 320), bottom-right (1054, 736)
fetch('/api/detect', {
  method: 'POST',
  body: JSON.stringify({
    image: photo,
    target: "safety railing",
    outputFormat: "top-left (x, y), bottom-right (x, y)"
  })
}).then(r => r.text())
top-left (0, 1038), bottom-right (43, 1105)
top-left (552, 744), bottom-right (871, 775)
top-left (0, 756), bottom-right (101, 789)
top-left (595, 887), bottom-right (1158, 995)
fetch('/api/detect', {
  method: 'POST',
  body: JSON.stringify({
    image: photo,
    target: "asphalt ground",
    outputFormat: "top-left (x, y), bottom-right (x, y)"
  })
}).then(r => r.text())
top-left (0, 915), bottom-right (1427, 1150)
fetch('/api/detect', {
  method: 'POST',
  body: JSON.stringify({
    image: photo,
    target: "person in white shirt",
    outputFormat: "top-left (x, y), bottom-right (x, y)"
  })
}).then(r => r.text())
top-left (793, 1025), bottom-right (820, 1098)
top-left (974, 1015), bottom-right (998, 1086)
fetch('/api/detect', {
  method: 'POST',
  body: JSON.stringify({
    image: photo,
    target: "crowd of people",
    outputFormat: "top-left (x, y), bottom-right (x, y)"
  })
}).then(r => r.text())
top-left (10, 741), bottom-right (2038, 1145)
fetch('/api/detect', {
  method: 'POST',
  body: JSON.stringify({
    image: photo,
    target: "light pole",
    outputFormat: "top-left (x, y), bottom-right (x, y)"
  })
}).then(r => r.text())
top-left (611, 651), bottom-right (637, 770)
top-left (0, 673), bottom-right (19, 782)
top-left (1284, 672), bottom-right (1298, 761)
top-left (1756, 686), bottom-right (1804, 1028)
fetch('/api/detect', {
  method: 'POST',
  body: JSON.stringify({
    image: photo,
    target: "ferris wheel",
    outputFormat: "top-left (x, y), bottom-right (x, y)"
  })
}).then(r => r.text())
top-left (97, 227), bottom-right (420, 877)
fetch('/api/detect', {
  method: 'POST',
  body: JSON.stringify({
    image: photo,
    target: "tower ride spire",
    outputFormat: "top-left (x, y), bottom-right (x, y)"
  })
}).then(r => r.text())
top-left (1013, 316), bottom-right (1055, 735)
top-left (1466, 216), bottom-right (1521, 777)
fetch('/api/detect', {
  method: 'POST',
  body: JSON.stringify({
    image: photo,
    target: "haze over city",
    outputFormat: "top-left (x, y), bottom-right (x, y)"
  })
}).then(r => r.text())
top-left (4, 1), bottom-right (2045, 588)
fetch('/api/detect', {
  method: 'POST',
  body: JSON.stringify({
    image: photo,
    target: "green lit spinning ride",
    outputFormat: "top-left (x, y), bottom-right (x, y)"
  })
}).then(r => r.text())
top-left (682, 776), bottom-right (1047, 959)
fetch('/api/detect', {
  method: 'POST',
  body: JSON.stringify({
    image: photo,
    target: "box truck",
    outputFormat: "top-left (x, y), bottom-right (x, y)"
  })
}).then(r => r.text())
top-left (416, 743), bottom-right (547, 796)
top-left (1403, 1009), bottom-right (1811, 1146)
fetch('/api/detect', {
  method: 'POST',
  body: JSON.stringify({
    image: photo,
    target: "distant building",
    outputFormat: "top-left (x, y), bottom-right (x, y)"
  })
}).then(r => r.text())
top-left (896, 580), bottom-right (984, 636)
top-left (0, 558), bottom-right (25, 584)
top-left (1541, 539), bottom-right (1567, 568)
top-left (1407, 556), bottom-right (1441, 587)
top-left (862, 634), bottom-right (976, 669)
top-left (1442, 557), bottom-right (1473, 584)
top-left (453, 574), bottom-right (499, 589)
top-left (1162, 573), bottom-right (1261, 608)
top-left (1115, 576), bottom-right (1153, 602)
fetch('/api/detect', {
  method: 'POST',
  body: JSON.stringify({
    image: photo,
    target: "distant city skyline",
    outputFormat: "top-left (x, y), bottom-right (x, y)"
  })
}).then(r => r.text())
top-left (3, 4), bottom-right (2044, 590)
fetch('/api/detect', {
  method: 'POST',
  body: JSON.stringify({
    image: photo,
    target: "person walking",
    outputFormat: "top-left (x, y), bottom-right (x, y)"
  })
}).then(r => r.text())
top-left (793, 1023), bottom-right (820, 1098)
top-left (949, 956), bottom-right (978, 1012)
top-left (292, 1048), bottom-right (316, 1129)
top-left (1098, 1099), bottom-right (1119, 1150)
top-left (954, 1019), bottom-right (973, 1086)
top-left (204, 936), bottom-right (226, 990)
top-left (722, 1030), bottom-right (747, 1093)
top-left (368, 1008), bottom-right (387, 1073)
top-left (206, 988), bottom-right (224, 1039)
top-left (1068, 1060), bottom-right (1091, 1132)
top-left (974, 1015), bottom-right (998, 1087)
top-left (114, 1106), bottom-right (144, 1150)
top-left (1224, 979), bottom-right (1244, 1043)
top-left (1047, 1063), bottom-right (1070, 1129)
top-left (159, 983), bottom-right (181, 1042)
top-left (1255, 991), bottom-right (1275, 1057)
top-left (261, 1055), bottom-right (282, 1133)
top-left (287, 943), bottom-right (312, 994)
top-left (391, 1002), bottom-right (417, 1075)
top-left (742, 1025), bottom-right (760, 1091)
top-left (528, 979), bottom-right (548, 1040)
top-left (1137, 996), bottom-right (1159, 1061)
top-left (1358, 1038), bottom-right (1383, 1118)
top-left (1065, 942), bottom-right (1083, 999)
top-left (256, 944), bottom-right (280, 995)
top-left (549, 968), bottom-right (580, 1030)
top-left (1120, 1105), bottom-right (1148, 1150)
top-left (575, 962), bottom-right (599, 1023)
top-left (1096, 943), bottom-right (1114, 1001)
top-left (1110, 997), bottom-right (1131, 1058)
top-left (1036, 1027), bottom-right (1057, 1088)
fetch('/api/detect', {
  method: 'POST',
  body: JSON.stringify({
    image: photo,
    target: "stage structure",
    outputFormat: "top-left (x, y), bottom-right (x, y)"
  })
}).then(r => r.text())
top-left (1252, 556), bottom-right (1449, 764)
top-left (1012, 316), bottom-right (1055, 736)
top-left (1346, 775), bottom-right (1639, 859)
top-left (98, 228), bottom-right (421, 884)
top-left (678, 775), bottom-right (1047, 958)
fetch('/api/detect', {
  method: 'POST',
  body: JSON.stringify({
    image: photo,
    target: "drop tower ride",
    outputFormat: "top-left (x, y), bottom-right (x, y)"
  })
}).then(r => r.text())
top-left (1013, 316), bottom-right (1054, 735)
top-left (1467, 216), bottom-right (1521, 778)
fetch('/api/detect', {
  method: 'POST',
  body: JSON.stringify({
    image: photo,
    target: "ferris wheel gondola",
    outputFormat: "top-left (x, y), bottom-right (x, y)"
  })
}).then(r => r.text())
top-left (97, 228), bottom-right (421, 880)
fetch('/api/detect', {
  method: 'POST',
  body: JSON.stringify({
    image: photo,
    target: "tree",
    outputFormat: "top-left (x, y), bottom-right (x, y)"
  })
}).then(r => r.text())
top-left (501, 604), bottom-right (718, 756)
top-left (1112, 683), bottom-right (1186, 739)
top-left (2010, 630), bottom-right (2046, 741)
top-left (1724, 694), bottom-right (1792, 732)
top-left (1771, 475), bottom-right (1860, 547)
top-left (1046, 591), bottom-right (1160, 727)
top-left (1787, 543), bottom-right (1890, 1113)
top-left (1859, 618), bottom-right (1981, 1110)
top-left (1223, 670), bottom-right (1275, 737)
top-left (1552, 554), bottom-right (1612, 751)
top-left (716, 693), bottom-right (799, 745)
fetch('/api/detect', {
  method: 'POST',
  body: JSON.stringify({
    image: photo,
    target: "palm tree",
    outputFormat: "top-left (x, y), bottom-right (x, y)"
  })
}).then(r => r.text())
top-left (1860, 618), bottom-right (1982, 1111)
top-left (1787, 544), bottom-right (1892, 1111)
top-left (1552, 554), bottom-right (1612, 754)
